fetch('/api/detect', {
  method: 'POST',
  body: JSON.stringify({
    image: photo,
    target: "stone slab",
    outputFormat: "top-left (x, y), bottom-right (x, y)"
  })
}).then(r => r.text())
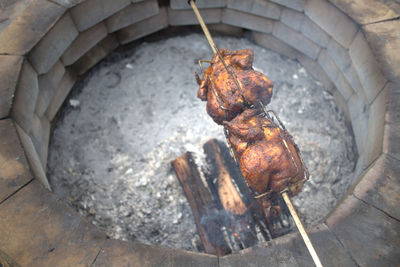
top-left (40, 116), bottom-right (50, 169)
top-left (105, 0), bottom-right (159, 33)
top-left (72, 34), bottom-right (119, 76)
top-left (45, 69), bottom-right (77, 121)
top-left (0, 0), bottom-right (66, 55)
top-left (220, 224), bottom-right (356, 266)
top-left (35, 60), bottom-right (66, 117)
top-left (93, 239), bottom-right (218, 266)
top-left (227, 0), bottom-right (281, 20)
top-left (300, 16), bottom-right (330, 49)
top-left (354, 154), bottom-right (400, 221)
top-left (30, 114), bottom-right (43, 163)
top-left (317, 49), bottom-right (339, 82)
top-left (29, 12), bottom-right (79, 74)
top-left (269, 0), bottom-right (305, 12)
top-left (326, 194), bottom-right (400, 266)
top-left (11, 60), bottom-right (39, 133)
top-left (251, 31), bottom-right (300, 60)
top-left (383, 121), bottom-right (400, 161)
top-left (208, 24), bottom-right (243, 37)
top-left (280, 7), bottom-right (304, 32)
top-left (168, 8), bottom-right (222, 26)
top-left (0, 55), bottom-right (23, 119)
top-left (273, 22), bottom-right (321, 60)
top-left (61, 22), bottom-right (108, 66)
top-left (386, 83), bottom-right (400, 123)
top-left (15, 124), bottom-right (51, 190)
top-left (342, 62), bottom-right (365, 98)
top-left (49, 0), bottom-right (85, 8)
top-left (351, 107), bottom-right (369, 155)
top-left (0, 180), bottom-right (106, 266)
top-left (363, 20), bottom-right (400, 84)
top-left (0, 119), bottom-right (32, 203)
top-left (170, 0), bottom-right (226, 10)
top-left (334, 72), bottom-right (354, 101)
top-left (327, 38), bottom-right (351, 71)
top-left (330, 0), bottom-right (399, 25)
top-left (222, 8), bottom-right (275, 34)
top-left (117, 8), bottom-right (168, 45)
top-left (70, 0), bottom-right (131, 31)
top-left (305, 0), bottom-right (358, 48)
top-left (349, 31), bottom-right (387, 104)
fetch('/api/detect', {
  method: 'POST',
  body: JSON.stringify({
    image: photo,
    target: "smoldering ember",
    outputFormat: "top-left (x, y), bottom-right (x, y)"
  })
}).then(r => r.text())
top-left (48, 34), bottom-right (356, 252)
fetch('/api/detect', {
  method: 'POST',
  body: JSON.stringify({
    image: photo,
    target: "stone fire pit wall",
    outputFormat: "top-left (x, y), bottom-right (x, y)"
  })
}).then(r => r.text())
top-left (0, 0), bottom-right (399, 266)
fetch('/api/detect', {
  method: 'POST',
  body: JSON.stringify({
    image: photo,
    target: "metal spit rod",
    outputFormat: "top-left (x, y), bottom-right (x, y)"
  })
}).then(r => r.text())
top-left (188, 1), bottom-right (323, 266)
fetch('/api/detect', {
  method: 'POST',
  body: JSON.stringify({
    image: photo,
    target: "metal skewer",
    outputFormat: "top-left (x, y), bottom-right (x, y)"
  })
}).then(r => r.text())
top-left (188, 1), bottom-right (323, 266)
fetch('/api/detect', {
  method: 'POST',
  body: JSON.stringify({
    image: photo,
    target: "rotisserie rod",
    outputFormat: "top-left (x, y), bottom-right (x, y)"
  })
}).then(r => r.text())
top-left (189, 1), bottom-right (323, 266)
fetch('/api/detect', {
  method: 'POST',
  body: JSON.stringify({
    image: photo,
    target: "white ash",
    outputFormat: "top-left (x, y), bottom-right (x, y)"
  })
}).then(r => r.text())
top-left (48, 34), bottom-right (356, 251)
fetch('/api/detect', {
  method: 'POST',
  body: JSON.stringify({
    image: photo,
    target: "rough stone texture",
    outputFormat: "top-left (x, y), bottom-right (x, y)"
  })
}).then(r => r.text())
top-left (222, 9), bottom-right (275, 34)
top-left (70, 0), bottom-right (131, 31)
top-left (11, 60), bottom-right (39, 133)
top-left (334, 72), bottom-right (354, 101)
top-left (363, 20), bottom-right (400, 84)
top-left (317, 49), bottom-right (339, 82)
top-left (105, 0), bottom-right (159, 33)
top-left (29, 12), bottom-right (78, 74)
top-left (49, 0), bottom-right (85, 8)
top-left (305, 0), bottom-right (358, 48)
top-left (35, 60), bottom-right (66, 117)
top-left (270, 0), bottom-right (305, 12)
top-left (327, 38), bottom-right (351, 71)
top-left (280, 7), bottom-right (304, 32)
top-left (349, 31), bottom-right (387, 104)
top-left (383, 121), bottom-right (400, 161)
top-left (0, 55), bottom-right (23, 119)
top-left (117, 8), bottom-right (168, 45)
top-left (208, 24), bottom-right (243, 36)
top-left (251, 31), bottom-right (300, 60)
top-left (72, 35), bottom-right (119, 75)
top-left (332, 86), bottom-right (351, 123)
top-left (273, 22), bottom-right (321, 60)
top-left (330, 0), bottom-right (399, 25)
top-left (45, 69), bottom-right (77, 121)
top-left (354, 154), bottom-right (400, 221)
top-left (227, 0), bottom-right (281, 20)
top-left (170, 0), bottom-right (226, 10)
top-left (61, 22), bottom-right (108, 66)
top-left (93, 240), bottom-right (218, 266)
top-left (386, 83), bottom-right (400, 123)
top-left (326, 194), bottom-right (400, 266)
top-left (0, 0), bottom-right (66, 55)
top-left (15, 124), bottom-right (51, 190)
top-left (0, 119), bottom-right (32, 203)
top-left (300, 16), bottom-right (330, 49)
top-left (168, 8), bottom-right (222, 26)
top-left (220, 224), bottom-right (356, 266)
top-left (0, 180), bottom-right (106, 266)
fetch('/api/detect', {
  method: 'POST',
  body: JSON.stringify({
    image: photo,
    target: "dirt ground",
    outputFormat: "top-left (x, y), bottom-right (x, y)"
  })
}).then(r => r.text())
top-left (48, 33), bottom-right (356, 252)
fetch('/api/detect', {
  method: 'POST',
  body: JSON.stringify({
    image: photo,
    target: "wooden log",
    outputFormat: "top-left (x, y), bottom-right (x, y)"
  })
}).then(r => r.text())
top-left (171, 152), bottom-right (231, 256)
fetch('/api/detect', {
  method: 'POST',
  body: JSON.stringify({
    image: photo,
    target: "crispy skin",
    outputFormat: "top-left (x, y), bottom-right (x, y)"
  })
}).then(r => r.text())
top-left (197, 49), bottom-right (273, 124)
top-left (224, 109), bottom-right (305, 195)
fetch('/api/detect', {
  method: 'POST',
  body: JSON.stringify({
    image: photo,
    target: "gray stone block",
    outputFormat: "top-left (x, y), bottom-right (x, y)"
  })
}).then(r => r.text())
top-left (383, 121), bottom-right (400, 161)
top-left (61, 22), bottom-right (108, 66)
top-left (330, 0), bottom-right (399, 25)
top-left (72, 35), bottom-right (119, 76)
top-left (0, 0), bottom-right (65, 55)
top-left (300, 17), bottom-right (330, 48)
top-left (386, 83), bottom-right (400, 123)
top-left (297, 53), bottom-right (334, 92)
top-left (45, 70), bottom-right (77, 121)
top-left (0, 55), bottom-right (23, 119)
top-left (334, 72), bottom-right (353, 101)
top-left (117, 8), bottom-right (168, 45)
top-left (35, 61), bottom-right (66, 117)
top-left (342, 63), bottom-right (365, 98)
top-left (222, 9), bottom-right (274, 34)
top-left (15, 124), bottom-right (51, 190)
top-left (305, 0), bottom-right (358, 48)
top-left (351, 108), bottom-right (369, 155)
top-left (327, 38), bottom-right (351, 71)
top-left (29, 13), bottom-right (78, 74)
top-left (30, 114), bottom-right (43, 162)
top-left (347, 91), bottom-right (368, 120)
top-left (70, 0), bottom-right (131, 31)
top-left (105, 0), bottom-right (159, 32)
top-left (270, 0), bottom-right (305, 12)
top-left (326, 194), bottom-right (400, 267)
top-left (280, 7), bottom-right (304, 32)
top-left (12, 61), bottom-right (39, 133)
top-left (50, 0), bottom-right (85, 8)
top-left (227, 0), bottom-right (281, 20)
top-left (332, 87), bottom-right (351, 123)
top-left (349, 31), bottom-right (387, 104)
top-left (208, 24), bottom-right (243, 36)
top-left (168, 8), bottom-right (222, 26)
top-left (30, 114), bottom-right (51, 169)
top-left (273, 22), bottom-right (321, 60)
top-left (251, 31), bottom-right (300, 60)
top-left (317, 49), bottom-right (339, 82)
top-left (170, 0), bottom-right (226, 10)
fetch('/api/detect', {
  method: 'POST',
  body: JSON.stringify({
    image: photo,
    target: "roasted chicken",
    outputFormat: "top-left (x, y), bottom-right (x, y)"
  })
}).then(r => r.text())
top-left (197, 48), bottom-right (273, 124)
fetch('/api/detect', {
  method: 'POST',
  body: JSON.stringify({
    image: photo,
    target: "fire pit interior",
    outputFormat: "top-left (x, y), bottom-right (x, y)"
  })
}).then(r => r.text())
top-left (47, 32), bottom-right (356, 252)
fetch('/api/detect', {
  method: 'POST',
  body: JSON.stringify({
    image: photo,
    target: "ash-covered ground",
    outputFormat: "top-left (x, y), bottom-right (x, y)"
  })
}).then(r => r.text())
top-left (48, 34), bottom-right (356, 252)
